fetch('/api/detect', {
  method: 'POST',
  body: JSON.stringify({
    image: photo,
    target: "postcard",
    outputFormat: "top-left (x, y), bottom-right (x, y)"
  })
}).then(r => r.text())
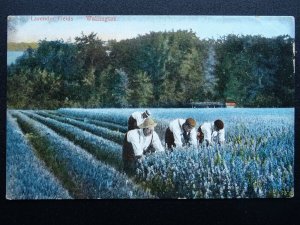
top-left (6, 15), bottom-right (295, 199)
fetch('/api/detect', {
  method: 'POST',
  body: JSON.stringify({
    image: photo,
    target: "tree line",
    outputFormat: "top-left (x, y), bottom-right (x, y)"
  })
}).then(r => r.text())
top-left (7, 31), bottom-right (294, 109)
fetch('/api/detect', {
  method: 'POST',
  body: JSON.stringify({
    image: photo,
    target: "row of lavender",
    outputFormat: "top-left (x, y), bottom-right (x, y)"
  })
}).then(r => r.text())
top-left (6, 113), bottom-right (71, 199)
top-left (7, 110), bottom-right (153, 199)
top-left (7, 108), bottom-right (294, 198)
top-left (57, 108), bottom-right (294, 198)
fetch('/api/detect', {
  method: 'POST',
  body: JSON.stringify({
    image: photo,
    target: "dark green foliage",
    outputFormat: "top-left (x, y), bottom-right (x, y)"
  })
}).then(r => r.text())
top-left (98, 67), bottom-right (130, 107)
top-left (7, 68), bottom-right (62, 109)
top-left (7, 32), bottom-right (294, 109)
top-left (215, 35), bottom-right (294, 107)
top-left (110, 30), bottom-right (207, 106)
top-left (127, 71), bottom-right (154, 107)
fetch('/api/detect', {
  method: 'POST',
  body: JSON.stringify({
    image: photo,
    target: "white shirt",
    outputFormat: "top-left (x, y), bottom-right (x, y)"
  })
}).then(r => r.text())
top-left (200, 122), bottom-right (225, 145)
top-left (168, 119), bottom-right (198, 148)
top-left (126, 129), bottom-right (164, 156)
top-left (131, 111), bottom-right (147, 127)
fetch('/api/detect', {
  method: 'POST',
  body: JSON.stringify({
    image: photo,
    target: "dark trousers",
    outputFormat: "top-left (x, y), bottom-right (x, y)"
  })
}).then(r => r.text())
top-left (128, 116), bottom-right (138, 131)
top-left (122, 133), bottom-right (140, 176)
top-left (122, 132), bottom-right (155, 175)
top-left (165, 128), bottom-right (175, 150)
top-left (197, 126), bottom-right (204, 144)
top-left (165, 128), bottom-right (192, 150)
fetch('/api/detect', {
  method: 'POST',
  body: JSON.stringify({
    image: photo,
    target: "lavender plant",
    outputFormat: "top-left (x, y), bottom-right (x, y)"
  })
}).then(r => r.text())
top-left (57, 108), bottom-right (293, 198)
top-left (8, 108), bottom-right (293, 199)
top-left (21, 111), bottom-right (123, 169)
top-left (51, 110), bottom-right (128, 133)
top-left (58, 108), bottom-right (129, 126)
top-left (36, 111), bottom-right (125, 145)
top-left (12, 111), bottom-right (153, 199)
top-left (6, 112), bottom-right (72, 199)
top-left (135, 139), bottom-right (293, 198)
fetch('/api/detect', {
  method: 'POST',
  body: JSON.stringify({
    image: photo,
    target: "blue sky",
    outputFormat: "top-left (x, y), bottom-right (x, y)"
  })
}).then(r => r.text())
top-left (8, 16), bottom-right (295, 42)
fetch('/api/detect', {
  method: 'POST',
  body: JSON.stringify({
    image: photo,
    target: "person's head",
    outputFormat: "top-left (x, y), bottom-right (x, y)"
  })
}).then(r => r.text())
top-left (214, 119), bottom-right (224, 131)
top-left (183, 118), bottom-right (196, 132)
top-left (139, 117), bottom-right (157, 136)
top-left (142, 110), bottom-right (151, 119)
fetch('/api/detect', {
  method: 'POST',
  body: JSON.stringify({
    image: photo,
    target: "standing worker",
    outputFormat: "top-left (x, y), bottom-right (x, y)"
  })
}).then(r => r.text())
top-left (197, 119), bottom-right (225, 146)
top-left (122, 117), bottom-right (164, 175)
top-left (165, 118), bottom-right (197, 150)
top-left (127, 110), bottom-right (151, 131)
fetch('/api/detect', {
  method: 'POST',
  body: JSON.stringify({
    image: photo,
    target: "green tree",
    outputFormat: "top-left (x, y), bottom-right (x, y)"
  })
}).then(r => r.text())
top-left (178, 47), bottom-right (204, 104)
top-left (110, 30), bottom-right (207, 107)
top-left (98, 66), bottom-right (130, 107)
top-left (75, 32), bottom-right (109, 105)
top-left (202, 39), bottom-right (218, 101)
top-left (128, 71), bottom-right (154, 107)
top-left (111, 69), bottom-right (129, 107)
top-left (215, 34), bottom-right (294, 107)
top-left (159, 77), bottom-right (177, 106)
top-left (272, 35), bottom-right (294, 107)
top-left (7, 31), bottom-right (294, 109)
top-left (28, 69), bottom-right (62, 109)
top-left (7, 71), bottom-right (31, 108)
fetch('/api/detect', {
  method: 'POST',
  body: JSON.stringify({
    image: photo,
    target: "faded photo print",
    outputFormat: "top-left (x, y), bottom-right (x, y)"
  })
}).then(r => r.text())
top-left (6, 16), bottom-right (295, 199)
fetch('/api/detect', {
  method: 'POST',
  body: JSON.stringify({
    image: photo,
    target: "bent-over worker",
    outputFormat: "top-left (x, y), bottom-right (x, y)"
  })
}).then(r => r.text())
top-left (165, 118), bottom-right (197, 150)
top-left (197, 119), bottom-right (225, 146)
top-left (127, 110), bottom-right (151, 131)
top-left (122, 117), bottom-right (164, 175)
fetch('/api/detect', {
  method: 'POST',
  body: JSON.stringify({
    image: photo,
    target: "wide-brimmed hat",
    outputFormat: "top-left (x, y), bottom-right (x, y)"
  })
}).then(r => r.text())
top-left (139, 117), bottom-right (157, 128)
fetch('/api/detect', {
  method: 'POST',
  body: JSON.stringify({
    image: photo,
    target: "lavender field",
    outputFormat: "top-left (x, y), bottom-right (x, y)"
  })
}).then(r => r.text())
top-left (6, 108), bottom-right (294, 199)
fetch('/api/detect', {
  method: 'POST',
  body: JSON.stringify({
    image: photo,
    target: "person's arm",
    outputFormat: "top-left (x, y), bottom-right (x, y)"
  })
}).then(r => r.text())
top-left (127, 131), bottom-right (143, 156)
top-left (202, 126), bottom-right (212, 146)
top-left (152, 132), bottom-right (165, 152)
top-left (169, 119), bottom-right (182, 147)
top-left (171, 123), bottom-right (183, 147)
top-left (218, 129), bottom-right (225, 145)
top-left (190, 128), bottom-right (198, 148)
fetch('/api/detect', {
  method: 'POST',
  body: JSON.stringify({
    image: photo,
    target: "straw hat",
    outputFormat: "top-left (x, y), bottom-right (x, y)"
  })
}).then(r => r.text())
top-left (139, 117), bottom-right (157, 128)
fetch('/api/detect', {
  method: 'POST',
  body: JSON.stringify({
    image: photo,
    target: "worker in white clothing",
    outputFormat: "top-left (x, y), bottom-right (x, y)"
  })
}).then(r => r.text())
top-left (127, 110), bottom-right (151, 131)
top-left (122, 117), bottom-right (164, 175)
top-left (197, 119), bottom-right (225, 146)
top-left (165, 118), bottom-right (198, 150)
